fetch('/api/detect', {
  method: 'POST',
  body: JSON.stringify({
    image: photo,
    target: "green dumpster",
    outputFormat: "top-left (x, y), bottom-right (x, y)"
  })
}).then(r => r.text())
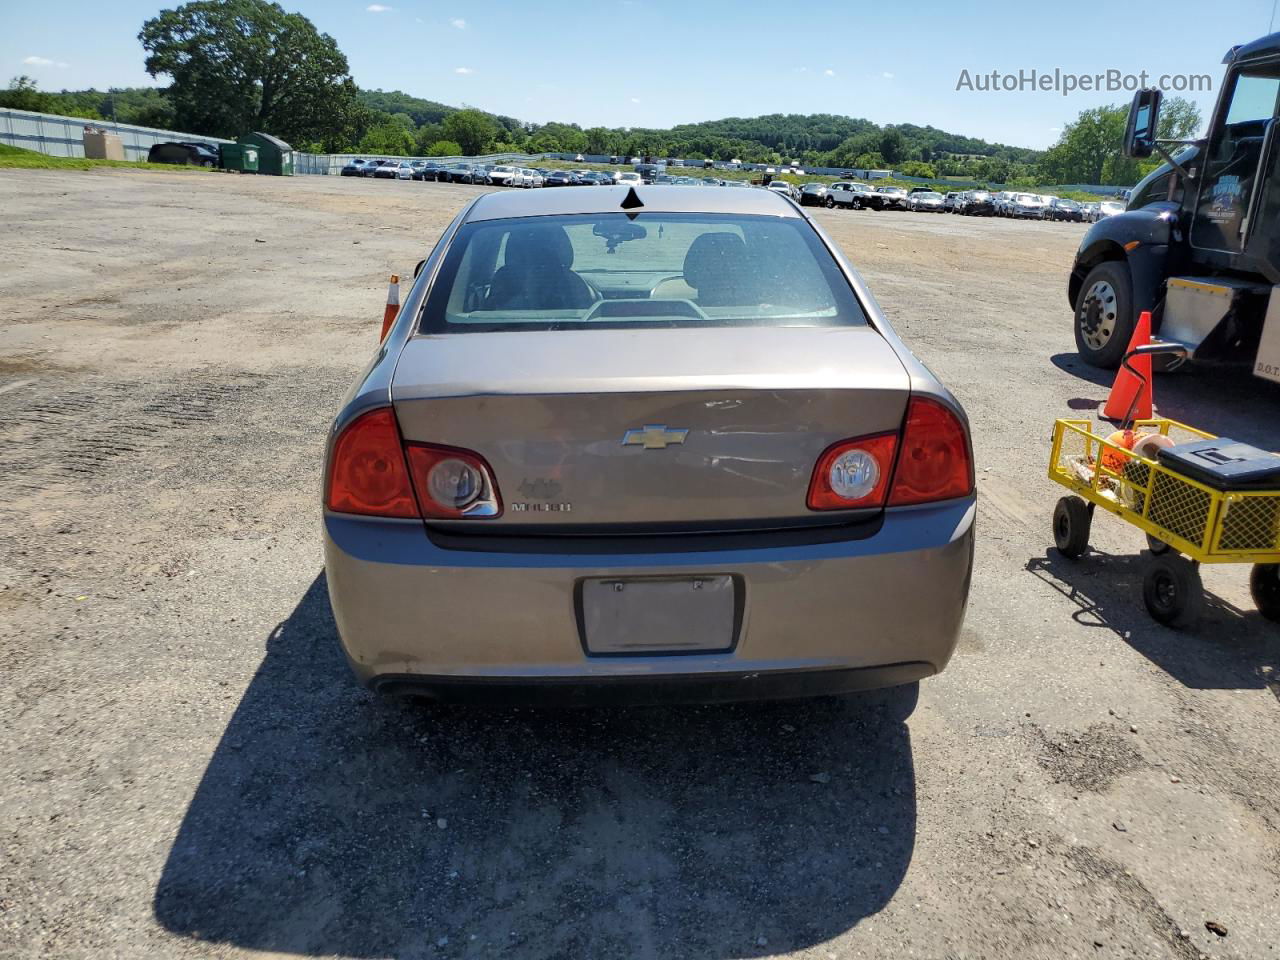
top-left (238, 132), bottom-right (294, 176)
top-left (220, 144), bottom-right (259, 173)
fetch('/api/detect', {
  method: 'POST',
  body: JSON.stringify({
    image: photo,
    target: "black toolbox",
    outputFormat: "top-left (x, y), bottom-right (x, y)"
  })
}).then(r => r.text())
top-left (1156, 439), bottom-right (1280, 491)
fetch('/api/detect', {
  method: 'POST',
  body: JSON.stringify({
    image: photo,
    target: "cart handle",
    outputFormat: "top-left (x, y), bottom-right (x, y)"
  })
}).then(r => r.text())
top-left (1119, 341), bottom-right (1189, 430)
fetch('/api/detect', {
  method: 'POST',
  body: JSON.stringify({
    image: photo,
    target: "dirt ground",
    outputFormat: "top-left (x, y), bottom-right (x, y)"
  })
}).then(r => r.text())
top-left (1, 169), bottom-right (1278, 960)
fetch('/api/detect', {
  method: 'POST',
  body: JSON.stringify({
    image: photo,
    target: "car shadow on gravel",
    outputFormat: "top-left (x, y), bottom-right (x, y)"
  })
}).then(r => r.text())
top-left (154, 572), bottom-right (919, 959)
top-left (1027, 552), bottom-right (1279, 691)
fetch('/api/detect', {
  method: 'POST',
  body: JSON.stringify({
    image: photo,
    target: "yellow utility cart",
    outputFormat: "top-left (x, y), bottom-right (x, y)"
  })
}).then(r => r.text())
top-left (1049, 416), bottom-right (1280, 627)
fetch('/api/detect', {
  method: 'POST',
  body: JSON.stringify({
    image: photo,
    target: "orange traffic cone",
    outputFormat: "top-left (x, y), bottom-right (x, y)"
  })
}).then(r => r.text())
top-left (1102, 310), bottom-right (1153, 423)
top-left (379, 274), bottom-right (400, 342)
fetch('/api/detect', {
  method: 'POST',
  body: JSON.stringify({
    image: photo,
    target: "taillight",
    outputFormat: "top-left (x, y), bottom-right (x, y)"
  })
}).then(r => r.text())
top-left (405, 443), bottom-right (502, 519)
top-left (807, 433), bottom-right (898, 510)
top-left (888, 397), bottom-right (973, 506)
top-left (326, 407), bottom-right (419, 518)
top-left (806, 397), bottom-right (972, 512)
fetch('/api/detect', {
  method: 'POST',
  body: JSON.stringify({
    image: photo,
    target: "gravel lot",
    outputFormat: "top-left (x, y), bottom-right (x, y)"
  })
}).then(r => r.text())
top-left (2, 169), bottom-right (1278, 960)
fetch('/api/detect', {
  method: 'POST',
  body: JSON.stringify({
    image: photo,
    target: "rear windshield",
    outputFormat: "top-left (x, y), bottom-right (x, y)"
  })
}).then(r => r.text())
top-left (419, 212), bottom-right (866, 333)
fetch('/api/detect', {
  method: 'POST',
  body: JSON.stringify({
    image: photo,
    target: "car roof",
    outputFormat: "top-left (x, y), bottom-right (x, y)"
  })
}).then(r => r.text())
top-left (463, 184), bottom-right (799, 222)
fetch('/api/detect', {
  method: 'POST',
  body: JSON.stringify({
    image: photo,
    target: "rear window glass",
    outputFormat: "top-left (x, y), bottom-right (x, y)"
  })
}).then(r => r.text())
top-left (419, 213), bottom-right (866, 333)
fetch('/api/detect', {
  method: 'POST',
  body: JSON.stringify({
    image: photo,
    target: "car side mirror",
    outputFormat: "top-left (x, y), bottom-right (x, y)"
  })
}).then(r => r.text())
top-left (413, 259), bottom-right (427, 279)
top-left (1123, 89), bottom-right (1163, 159)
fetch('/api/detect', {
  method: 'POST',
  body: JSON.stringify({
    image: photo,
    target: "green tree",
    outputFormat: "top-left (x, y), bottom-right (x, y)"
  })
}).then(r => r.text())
top-left (898, 161), bottom-right (937, 179)
top-left (0, 76), bottom-right (56, 112)
top-left (1037, 97), bottom-right (1202, 186)
top-left (879, 128), bottom-right (905, 165)
top-left (584, 126), bottom-right (613, 154)
top-left (1158, 96), bottom-right (1202, 140)
top-left (975, 156), bottom-right (1011, 183)
top-left (527, 130), bottom-right (563, 153)
top-left (359, 119), bottom-right (415, 155)
top-left (426, 139), bottom-right (462, 157)
top-left (139, 0), bottom-right (361, 146)
top-left (442, 108), bottom-right (496, 155)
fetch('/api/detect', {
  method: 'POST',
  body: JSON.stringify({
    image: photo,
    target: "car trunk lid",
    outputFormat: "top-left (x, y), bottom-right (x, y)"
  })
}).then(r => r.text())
top-left (392, 326), bottom-right (910, 530)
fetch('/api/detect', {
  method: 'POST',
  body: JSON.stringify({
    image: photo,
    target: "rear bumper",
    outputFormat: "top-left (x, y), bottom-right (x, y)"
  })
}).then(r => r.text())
top-left (371, 662), bottom-right (935, 705)
top-left (323, 498), bottom-right (975, 698)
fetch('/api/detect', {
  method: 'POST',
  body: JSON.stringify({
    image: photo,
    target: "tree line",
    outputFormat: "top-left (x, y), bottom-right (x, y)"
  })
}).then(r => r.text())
top-left (0, 0), bottom-right (1203, 186)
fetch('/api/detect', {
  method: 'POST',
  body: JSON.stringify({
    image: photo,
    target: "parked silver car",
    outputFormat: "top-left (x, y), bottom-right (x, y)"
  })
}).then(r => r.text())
top-left (907, 191), bottom-right (945, 212)
top-left (508, 168), bottom-right (544, 188)
top-left (1007, 192), bottom-right (1047, 219)
top-left (322, 186), bottom-right (975, 703)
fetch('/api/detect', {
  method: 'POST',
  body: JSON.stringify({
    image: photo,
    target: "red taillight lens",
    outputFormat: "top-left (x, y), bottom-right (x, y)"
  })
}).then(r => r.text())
top-left (807, 433), bottom-right (898, 510)
top-left (326, 408), bottom-right (420, 518)
top-left (888, 397), bottom-right (973, 506)
top-left (405, 443), bottom-right (502, 519)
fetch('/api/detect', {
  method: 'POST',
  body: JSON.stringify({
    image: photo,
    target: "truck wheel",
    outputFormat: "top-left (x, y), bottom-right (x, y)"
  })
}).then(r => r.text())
top-left (1053, 496), bottom-right (1092, 559)
top-left (1143, 556), bottom-right (1204, 629)
top-left (1074, 261), bottom-right (1134, 369)
top-left (1250, 564), bottom-right (1280, 622)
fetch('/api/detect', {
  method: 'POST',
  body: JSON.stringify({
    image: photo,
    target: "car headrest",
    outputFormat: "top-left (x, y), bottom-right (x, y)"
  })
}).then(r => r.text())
top-left (505, 225), bottom-right (575, 269)
top-left (683, 232), bottom-right (746, 290)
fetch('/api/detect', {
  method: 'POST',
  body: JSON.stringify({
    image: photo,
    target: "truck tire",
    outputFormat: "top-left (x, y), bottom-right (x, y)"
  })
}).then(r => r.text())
top-left (1074, 260), bottom-right (1134, 369)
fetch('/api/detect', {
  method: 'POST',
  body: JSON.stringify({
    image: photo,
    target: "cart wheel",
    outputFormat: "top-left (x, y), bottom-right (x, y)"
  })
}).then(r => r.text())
top-left (1146, 533), bottom-right (1172, 555)
top-left (1143, 556), bottom-right (1204, 629)
top-left (1053, 496), bottom-right (1092, 559)
top-left (1249, 564), bottom-right (1280, 622)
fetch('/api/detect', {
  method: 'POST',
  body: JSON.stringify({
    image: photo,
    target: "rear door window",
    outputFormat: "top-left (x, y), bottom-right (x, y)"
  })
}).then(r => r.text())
top-left (421, 213), bottom-right (866, 332)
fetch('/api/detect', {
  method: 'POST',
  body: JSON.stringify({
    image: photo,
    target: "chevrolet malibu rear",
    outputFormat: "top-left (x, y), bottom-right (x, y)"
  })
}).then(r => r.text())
top-left (322, 186), bottom-right (975, 703)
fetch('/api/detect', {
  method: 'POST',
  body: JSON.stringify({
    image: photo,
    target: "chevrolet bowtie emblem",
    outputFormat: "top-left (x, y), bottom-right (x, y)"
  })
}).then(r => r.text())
top-left (622, 425), bottom-right (689, 450)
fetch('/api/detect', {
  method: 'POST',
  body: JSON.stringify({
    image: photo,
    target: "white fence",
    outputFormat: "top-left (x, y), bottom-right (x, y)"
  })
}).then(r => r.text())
top-left (0, 107), bottom-right (230, 160)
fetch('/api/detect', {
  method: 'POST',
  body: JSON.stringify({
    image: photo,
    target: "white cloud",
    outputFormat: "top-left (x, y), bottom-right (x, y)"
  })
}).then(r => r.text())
top-left (366, 4), bottom-right (393, 12)
top-left (882, 71), bottom-right (894, 79)
top-left (823, 68), bottom-right (835, 77)
top-left (630, 97), bottom-right (641, 104)
top-left (23, 55), bottom-right (68, 68)
top-left (450, 17), bottom-right (466, 28)
top-left (793, 66), bottom-right (809, 74)
top-left (455, 66), bottom-right (475, 75)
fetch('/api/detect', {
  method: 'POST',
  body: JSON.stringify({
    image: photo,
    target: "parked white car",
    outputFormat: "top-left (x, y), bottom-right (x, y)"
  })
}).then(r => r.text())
top-left (766, 181), bottom-right (800, 201)
top-left (1093, 200), bottom-right (1126, 221)
top-left (1007, 193), bottom-right (1047, 219)
top-left (615, 171), bottom-right (643, 188)
top-left (485, 165), bottom-right (518, 186)
top-left (508, 168), bottom-right (544, 188)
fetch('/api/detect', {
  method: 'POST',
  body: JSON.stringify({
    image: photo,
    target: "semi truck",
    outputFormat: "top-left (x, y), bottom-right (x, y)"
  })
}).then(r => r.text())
top-left (1068, 31), bottom-right (1280, 385)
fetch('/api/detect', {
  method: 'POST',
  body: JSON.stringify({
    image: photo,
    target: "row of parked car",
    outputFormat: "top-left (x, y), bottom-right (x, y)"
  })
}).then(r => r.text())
top-left (793, 181), bottom-right (1124, 222)
top-left (339, 157), bottom-right (778, 190)
top-left (340, 158), bottom-right (1127, 223)
top-left (340, 158), bottom-right (653, 188)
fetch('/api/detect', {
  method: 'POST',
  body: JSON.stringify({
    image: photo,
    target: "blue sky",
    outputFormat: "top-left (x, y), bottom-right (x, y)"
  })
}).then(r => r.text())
top-left (3, 0), bottom-right (1277, 148)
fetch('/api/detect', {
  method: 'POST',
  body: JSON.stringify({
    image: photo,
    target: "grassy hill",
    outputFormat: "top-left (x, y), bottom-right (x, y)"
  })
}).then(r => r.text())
top-left (2, 81), bottom-right (1040, 176)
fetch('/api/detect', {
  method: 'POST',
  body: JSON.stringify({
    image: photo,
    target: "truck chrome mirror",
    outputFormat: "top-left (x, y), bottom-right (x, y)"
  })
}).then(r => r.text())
top-left (1123, 89), bottom-right (1163, 159)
